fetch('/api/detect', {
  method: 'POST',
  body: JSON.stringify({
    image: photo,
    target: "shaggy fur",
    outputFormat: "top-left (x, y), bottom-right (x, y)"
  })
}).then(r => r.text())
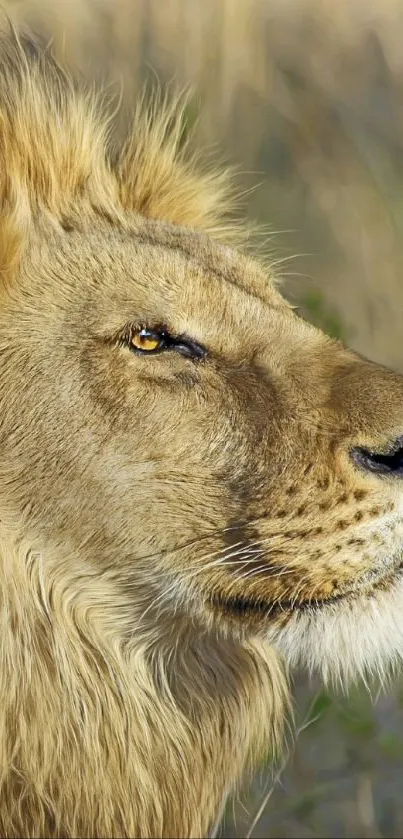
top-left (1, 24), bottom-right (403, 839)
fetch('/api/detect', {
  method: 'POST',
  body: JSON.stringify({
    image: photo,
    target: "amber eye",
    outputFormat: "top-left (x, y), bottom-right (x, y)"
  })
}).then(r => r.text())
top-left (130, 328), bottom-right (167, 354)
top-left (123, 324), bottom-right (207, 360)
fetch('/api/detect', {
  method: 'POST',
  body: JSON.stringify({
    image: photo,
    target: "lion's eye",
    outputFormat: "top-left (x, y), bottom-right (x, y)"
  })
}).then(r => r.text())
top-left (130, 328), bottom-right (167, 354)
top-left (124, 324), bottom-right (207, 360)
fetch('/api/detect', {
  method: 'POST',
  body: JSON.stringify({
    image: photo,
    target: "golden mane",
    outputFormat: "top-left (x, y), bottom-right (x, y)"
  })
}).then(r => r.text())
top-left (0, 25), bottom-right (240, 256)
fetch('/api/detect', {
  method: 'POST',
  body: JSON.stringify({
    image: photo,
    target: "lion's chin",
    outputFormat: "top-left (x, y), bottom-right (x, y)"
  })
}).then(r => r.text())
top-left (267, 570), bottom-right (403, 686)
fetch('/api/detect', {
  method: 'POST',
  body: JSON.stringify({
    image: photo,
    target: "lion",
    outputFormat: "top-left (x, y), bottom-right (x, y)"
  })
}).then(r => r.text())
top-left (1, 23), bottom-right (403, 839)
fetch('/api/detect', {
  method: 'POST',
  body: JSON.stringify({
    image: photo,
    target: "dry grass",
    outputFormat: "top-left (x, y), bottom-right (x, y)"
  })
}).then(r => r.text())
top-left (4, 1), bottom-right (403, 836)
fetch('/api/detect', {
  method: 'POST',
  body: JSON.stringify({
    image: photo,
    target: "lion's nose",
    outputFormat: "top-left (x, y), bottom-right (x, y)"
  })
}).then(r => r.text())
top-left (351, 436), bottom-right (403, 477)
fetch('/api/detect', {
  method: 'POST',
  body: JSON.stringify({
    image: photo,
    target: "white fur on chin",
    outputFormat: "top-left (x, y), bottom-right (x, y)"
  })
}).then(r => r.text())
top-left (268, 574), bottom-right (403, 686)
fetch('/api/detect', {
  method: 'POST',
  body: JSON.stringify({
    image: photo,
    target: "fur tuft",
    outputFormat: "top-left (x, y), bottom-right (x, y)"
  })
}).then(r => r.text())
top-left (0, 26), bottom-right (116, 219)
top-left (115, 89), bottom-right (246, 245)
top-left (0, 24), bottom-right (247, 269)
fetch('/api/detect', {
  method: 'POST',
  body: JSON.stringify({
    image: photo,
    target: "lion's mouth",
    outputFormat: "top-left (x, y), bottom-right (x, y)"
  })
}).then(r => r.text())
top-left (211, 590), bottom-right (346, 617)
top-left (211, 559), bottom-right (403, 618)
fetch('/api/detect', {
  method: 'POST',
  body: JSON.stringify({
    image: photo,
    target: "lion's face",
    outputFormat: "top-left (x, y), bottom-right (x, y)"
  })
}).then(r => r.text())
top-left (2, 213), bottom-right (403, 682)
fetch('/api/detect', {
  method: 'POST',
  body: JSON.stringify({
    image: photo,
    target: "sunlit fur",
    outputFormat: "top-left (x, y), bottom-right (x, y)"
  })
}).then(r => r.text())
top-left (1, 24), bottom-right (403, 839)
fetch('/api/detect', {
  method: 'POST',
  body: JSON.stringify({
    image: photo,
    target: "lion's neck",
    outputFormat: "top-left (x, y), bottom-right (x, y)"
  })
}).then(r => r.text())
top-left (0, 536), bottom-right (288, 838)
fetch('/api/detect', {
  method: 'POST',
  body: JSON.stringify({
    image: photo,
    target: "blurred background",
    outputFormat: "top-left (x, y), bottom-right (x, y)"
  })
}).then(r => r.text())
top-left (6, 0), bottom-right (403, 836)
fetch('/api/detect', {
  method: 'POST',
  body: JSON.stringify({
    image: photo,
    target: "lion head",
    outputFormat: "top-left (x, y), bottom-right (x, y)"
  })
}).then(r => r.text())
top-left (1, 26), bottom-right (403, 676)
top-left (1, 25), bottom-right (403, 837)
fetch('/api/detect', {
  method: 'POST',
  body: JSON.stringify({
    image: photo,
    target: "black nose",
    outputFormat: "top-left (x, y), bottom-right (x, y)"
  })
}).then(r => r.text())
top-left (351, 436), bottom-right (403, 477)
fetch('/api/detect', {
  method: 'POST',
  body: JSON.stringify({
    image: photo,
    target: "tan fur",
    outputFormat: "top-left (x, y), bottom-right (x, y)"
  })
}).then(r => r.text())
top-left (1, 24), bottom-right (403, 839)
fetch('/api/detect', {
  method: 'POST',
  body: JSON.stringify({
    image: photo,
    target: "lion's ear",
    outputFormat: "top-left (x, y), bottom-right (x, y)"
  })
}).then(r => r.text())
top-left (114, 94), bottom-right (243, 245)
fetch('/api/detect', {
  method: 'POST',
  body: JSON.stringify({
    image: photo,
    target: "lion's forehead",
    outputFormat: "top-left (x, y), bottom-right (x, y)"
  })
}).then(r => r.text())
top-left (128, 219), bottom-right (281, 303)
top-left (27, 217), bottom-right (292, 355)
